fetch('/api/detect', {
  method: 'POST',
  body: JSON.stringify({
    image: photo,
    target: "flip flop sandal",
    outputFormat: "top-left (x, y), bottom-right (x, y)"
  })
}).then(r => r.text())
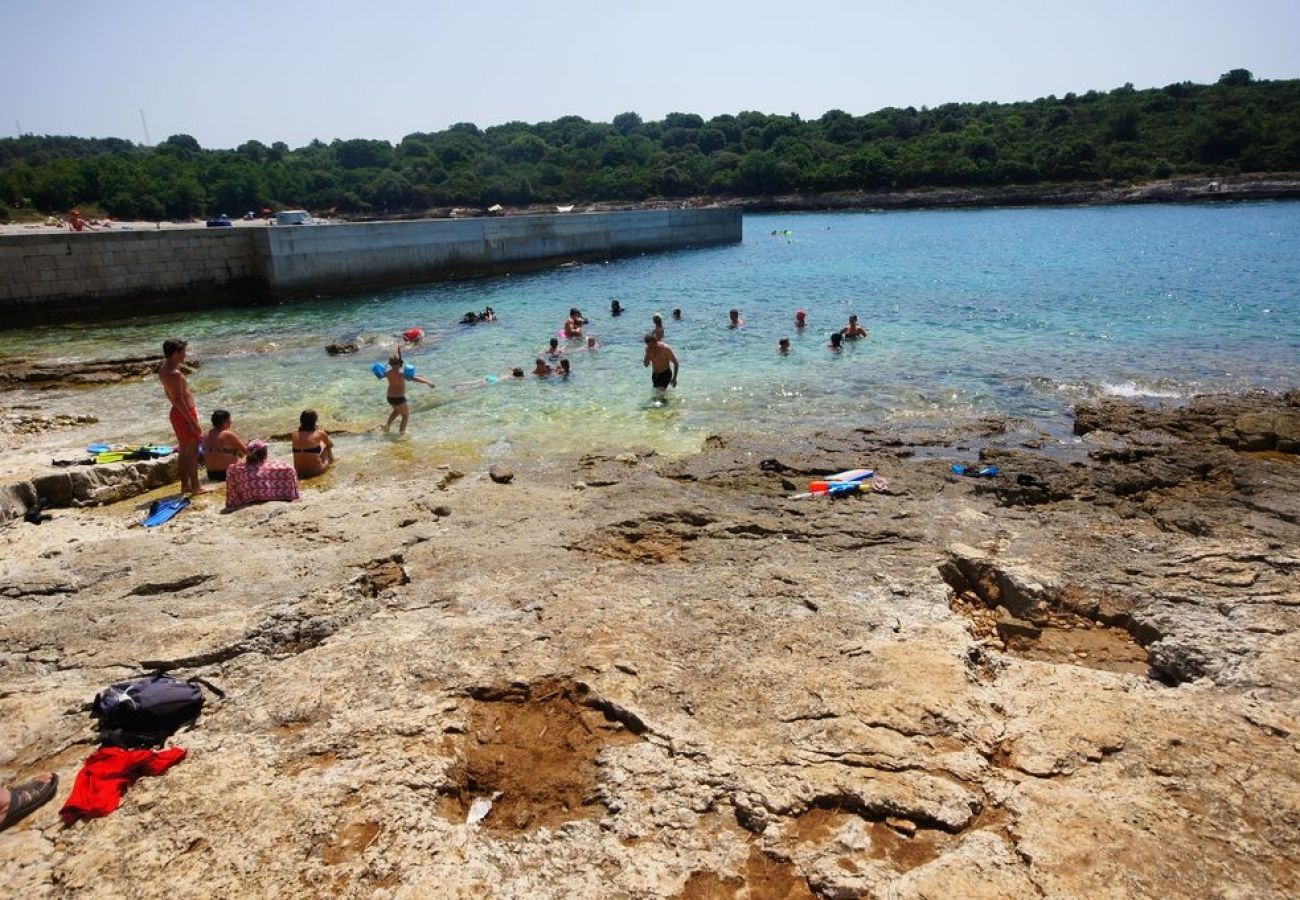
top-left (1, 774), bottom-right (58, 831)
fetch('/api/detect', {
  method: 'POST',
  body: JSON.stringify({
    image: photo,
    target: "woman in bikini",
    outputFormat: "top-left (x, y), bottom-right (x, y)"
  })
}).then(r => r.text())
top-left (292, 409), bottom-right (335, 477)
top-left (202, 409), bottom-right (248, 482)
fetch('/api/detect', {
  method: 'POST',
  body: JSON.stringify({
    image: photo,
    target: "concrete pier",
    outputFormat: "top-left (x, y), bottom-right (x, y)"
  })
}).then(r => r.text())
top-left (0, 208), bottom-right (741, 328)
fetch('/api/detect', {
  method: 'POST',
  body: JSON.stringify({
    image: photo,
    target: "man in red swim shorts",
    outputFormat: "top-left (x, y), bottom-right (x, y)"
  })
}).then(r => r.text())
top-left (159, 338), bottom-right (207, 495)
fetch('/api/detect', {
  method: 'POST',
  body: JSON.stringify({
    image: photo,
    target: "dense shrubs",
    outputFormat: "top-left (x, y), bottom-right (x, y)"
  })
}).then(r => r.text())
top-left (1, 72), bottom-right (1297, 220)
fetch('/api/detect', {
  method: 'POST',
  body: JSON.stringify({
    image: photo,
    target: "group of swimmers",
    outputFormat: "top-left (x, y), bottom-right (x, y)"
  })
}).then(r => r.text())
top-left (159, 338), bottom-right (336, 495)
top-left (158, 301), bottom-right (872, 493)
top-left (459, 306), bottom-right (497, 325)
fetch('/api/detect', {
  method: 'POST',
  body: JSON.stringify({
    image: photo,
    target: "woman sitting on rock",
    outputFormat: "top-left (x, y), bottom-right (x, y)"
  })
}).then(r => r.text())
top-left (202, 409), bottom-right (248, 483)
top-left (291, 410), bottom-right (335, 478)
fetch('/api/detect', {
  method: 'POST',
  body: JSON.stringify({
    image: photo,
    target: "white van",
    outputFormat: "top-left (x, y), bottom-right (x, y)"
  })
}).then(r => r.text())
top-left (275, 210), bottom-right (313, 226)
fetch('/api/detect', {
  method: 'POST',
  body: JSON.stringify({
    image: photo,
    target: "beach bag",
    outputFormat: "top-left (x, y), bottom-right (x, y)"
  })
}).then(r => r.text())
top-left (224, 458), bottom-right (300, 511)
top-left (92, 674), bottom-right (211, 748)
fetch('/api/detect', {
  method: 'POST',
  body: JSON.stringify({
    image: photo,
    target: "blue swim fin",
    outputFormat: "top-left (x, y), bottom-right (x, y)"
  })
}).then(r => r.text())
top-left (143, 496), bottom-right (190, 527)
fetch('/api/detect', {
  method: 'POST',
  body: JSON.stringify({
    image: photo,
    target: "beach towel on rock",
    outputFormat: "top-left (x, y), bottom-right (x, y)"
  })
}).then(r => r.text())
top-left (59, 746), bottom-right (187, 823)
top-left (224, 458), bottom-right (299, 511)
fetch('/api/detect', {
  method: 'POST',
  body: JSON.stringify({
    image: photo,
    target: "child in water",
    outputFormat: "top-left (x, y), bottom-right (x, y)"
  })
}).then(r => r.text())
top-left (828, 332), bottom-right (843, 352)
top-left (383, 348), bottom-right (435, 435)
top-left (728, 309), bottom-right (744, 328)
top-left (778, 337), bottom-right (791, 355)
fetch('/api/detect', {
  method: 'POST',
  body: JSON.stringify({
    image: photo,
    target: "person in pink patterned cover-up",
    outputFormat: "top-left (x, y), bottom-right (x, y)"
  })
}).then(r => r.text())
top-left (223, 440), bottom-right (299, 512)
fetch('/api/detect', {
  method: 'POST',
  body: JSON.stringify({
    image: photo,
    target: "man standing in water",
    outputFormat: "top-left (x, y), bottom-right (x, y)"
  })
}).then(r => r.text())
top-left (159, 338), bottom-right (206, 495)
top-left (643, 332), bottom-right (680, 398)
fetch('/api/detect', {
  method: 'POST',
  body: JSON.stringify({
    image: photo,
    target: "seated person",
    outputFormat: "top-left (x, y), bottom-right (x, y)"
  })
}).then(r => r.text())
top-left (291, 409), bottom-right (335, 478)
top-left (201, 409), bottom-right (248, 482)
top-left (532, 357), bottom-right (553, 376)
top-left (840, 314), bottom-right (868, 339)
top-left (224, 440), bottom-right (300, 511)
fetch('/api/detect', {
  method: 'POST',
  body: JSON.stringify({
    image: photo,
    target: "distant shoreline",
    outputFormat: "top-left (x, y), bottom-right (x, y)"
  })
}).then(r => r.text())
top-left (5, 173), bottom-right (1298, 237)
top-left (715, 172), bottom-right (1300, 213)
top-left (352, 173), bottom-right (1300, 222)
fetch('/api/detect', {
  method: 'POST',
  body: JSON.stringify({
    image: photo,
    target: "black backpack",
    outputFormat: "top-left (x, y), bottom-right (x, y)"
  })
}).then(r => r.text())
top-left (91, 674), bottom-right (221, 748)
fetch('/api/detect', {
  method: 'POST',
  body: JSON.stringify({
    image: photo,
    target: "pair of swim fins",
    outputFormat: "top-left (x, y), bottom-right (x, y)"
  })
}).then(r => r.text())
top-left (93, 446), bottom-right (174, 464)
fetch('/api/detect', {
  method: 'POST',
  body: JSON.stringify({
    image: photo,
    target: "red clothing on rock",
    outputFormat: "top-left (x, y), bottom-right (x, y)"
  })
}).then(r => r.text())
top-left (59, 746), bottom-right (187, 823)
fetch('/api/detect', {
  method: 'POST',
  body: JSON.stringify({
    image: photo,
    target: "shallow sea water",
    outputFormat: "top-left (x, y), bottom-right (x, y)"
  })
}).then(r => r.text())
top-left (3, 203), bottom-right (1297, 464)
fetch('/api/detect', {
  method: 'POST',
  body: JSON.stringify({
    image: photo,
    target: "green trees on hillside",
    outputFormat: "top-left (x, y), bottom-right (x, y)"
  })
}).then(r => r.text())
top-left (1, 72), bottom-right (1297, 221)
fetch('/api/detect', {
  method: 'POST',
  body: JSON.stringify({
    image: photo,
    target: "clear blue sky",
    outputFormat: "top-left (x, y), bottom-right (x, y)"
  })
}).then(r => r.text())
top-left (4, 0), bottom-right (1297, 149)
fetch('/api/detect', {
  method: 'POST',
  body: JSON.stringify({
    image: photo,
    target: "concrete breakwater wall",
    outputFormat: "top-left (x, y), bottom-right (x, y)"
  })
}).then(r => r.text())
top-left (0, 208), bottom-right (741, 328)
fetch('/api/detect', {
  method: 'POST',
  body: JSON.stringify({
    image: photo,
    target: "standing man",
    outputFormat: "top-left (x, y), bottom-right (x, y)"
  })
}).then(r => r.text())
top-left (159, 338), bottom-right (207, 495)
top-left (643, 332), bottom-right (680, 398)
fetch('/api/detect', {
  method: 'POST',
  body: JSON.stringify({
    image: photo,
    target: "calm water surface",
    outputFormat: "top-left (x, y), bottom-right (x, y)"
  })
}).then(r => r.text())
top-left (3, 203), bottom-right (1297, 463)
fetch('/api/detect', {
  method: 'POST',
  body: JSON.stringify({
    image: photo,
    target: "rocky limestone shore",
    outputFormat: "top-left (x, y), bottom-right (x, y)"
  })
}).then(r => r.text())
top-left (1, 393), bottom-right (1297, 898)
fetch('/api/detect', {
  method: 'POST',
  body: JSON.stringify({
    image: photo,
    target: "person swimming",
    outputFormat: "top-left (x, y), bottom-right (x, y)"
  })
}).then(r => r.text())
top-left (841, 314), bottom-right (868, 339)
top-left (585, 336), bottom-right (599, 350)
top-left (794, 309), bottom-right (807, 329)
top-left (728, 308), bottom-right (744, 328)
top-left (202, 409), bottom-right (248, 482)
top-left (563, 308), bottom-right (585, 337)
top-left (672, 308), bottom-right (682, 321)
top-left (544, 336), bottom-right (565, 358)
top-left (652, 313), bottom-right (665, 341)
top-left (610, 299), bottom-right (623, 316)
top-left (828, 331), bottom-right (843, 352)
top-left (292, 409), bottom-right (335, 478)
top-left (778, 337), bottom-right (791, 355)
top-left (532, 357), bottom-right (553, 376)
top-left (555, 358), bottom-right (572, 379)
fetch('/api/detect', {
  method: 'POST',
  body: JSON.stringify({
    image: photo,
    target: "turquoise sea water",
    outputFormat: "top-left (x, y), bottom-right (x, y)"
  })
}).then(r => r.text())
top-left (3, 202), bottom-right (1298, 462)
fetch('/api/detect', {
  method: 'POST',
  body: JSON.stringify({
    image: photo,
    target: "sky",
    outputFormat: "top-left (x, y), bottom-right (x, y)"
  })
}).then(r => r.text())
top-left (4, 0), bottom-right (1298, 149)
